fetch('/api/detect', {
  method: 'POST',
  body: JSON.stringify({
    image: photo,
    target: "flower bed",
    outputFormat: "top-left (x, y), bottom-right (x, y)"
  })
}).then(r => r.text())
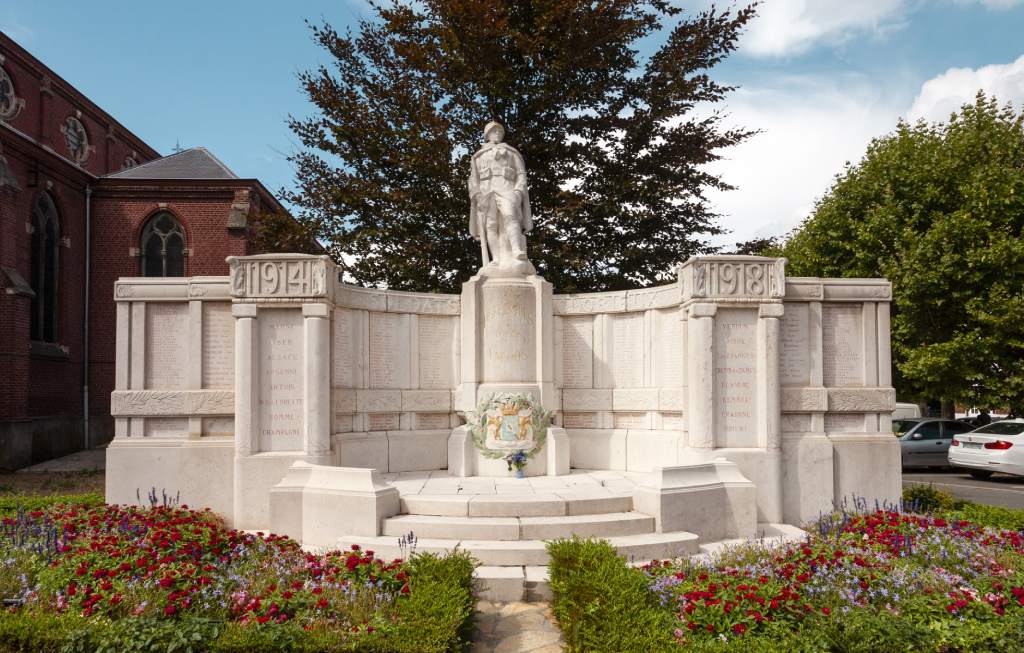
top-left (548, 506), bottom-right (1024, 653)
top-left (0, 502), bottom-right (475, 652)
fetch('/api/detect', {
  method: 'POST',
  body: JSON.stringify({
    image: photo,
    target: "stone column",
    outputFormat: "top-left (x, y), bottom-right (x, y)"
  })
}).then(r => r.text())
top-left (757, 302), bottom-right (784, 523)
top-left (757, 303), bottom-right (783, 450)
top-left (877, 302), bottom-right (893, 433)
top-left (302, 303), bottom-right (331, 464)
top-left (232, 303), bottom-right (258, 528)
top-left (686, 303), bottom-right (716, 449)
top-left (233, 304), bottom-right (259, 456)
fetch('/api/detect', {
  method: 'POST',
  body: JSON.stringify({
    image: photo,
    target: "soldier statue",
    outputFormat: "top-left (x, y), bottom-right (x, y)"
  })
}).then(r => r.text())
top-left (468, 121), bottom-right (535, 276)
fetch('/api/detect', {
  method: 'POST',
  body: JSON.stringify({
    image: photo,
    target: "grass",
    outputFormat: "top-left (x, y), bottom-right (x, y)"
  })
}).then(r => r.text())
top-left (0, 470), bottom-right (104, 497)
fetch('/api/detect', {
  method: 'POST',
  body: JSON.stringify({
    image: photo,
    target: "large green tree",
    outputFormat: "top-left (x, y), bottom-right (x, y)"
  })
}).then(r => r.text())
top-left (783, 94), bottom-right (1024, 413)
top-left (285, 0), bottom-right (756, 293)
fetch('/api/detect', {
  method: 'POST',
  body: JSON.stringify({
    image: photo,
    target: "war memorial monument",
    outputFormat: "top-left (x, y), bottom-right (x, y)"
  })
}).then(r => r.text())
top-left (106, 123), bottom-right (901, 600)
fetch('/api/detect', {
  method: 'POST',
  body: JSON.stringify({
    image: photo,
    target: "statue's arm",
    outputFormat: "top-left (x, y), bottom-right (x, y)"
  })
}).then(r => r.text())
top-left (512, 150), bottom-right (528, 195)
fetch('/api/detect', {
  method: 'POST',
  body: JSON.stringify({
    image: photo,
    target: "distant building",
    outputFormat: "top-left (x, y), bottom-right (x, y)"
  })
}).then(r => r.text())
top-left (0, 32), bottom-right (291, 469)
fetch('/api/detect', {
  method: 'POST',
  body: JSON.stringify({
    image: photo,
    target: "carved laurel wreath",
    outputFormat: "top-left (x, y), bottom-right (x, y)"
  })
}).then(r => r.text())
top-left (467, 392), bottom-right (551, 462)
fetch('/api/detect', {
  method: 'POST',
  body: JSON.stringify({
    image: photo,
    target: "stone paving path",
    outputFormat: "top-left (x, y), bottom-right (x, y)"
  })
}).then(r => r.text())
top-left (16, 447), bottom-right (106, 473)
top-left (471, 600), bottom-right (565, 653)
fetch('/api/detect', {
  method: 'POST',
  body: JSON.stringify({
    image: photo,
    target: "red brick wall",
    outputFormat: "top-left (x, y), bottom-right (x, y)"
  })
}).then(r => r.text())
top-left (88, 188), bottom-right (253, 419)
top-left (0, 145), bottom-right (89, 423)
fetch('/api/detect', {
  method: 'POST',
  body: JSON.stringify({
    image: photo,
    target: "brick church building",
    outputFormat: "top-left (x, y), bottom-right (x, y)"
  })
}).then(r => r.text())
top-left (0, 32), bottom-right (293, 468)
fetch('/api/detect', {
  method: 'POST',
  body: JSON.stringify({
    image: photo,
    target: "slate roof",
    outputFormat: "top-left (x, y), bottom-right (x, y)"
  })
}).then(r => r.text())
top-left (104, 147), bottom-right (238, 180)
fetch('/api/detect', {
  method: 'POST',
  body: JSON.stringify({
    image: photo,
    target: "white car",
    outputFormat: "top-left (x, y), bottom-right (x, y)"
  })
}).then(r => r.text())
top-left (948, 418), bottom-right (1024, 479)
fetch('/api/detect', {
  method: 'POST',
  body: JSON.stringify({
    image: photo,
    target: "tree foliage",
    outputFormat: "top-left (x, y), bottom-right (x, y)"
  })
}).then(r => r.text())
top-left (783, 93), bottom-right (1024, 412)
top-left (285, 0), bottom-right (757, 293)
top-left (248, 210), bottom-right (323, 256)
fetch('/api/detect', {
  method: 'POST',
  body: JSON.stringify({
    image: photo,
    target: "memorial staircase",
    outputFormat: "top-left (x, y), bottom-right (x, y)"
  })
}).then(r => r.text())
top-left (334, 471), bottom-right (803, 601)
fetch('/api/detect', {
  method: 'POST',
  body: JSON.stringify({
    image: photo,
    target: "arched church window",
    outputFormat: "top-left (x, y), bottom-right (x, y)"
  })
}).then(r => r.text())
top-left (30, 192), bottom-right (60, 342)
top-left (140, 212), bottom-right (186, 277)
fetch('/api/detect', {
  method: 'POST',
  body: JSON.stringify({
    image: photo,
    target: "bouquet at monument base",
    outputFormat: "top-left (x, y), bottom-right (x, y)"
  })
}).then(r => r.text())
top-left (505, 450), bottom-right (529, 476)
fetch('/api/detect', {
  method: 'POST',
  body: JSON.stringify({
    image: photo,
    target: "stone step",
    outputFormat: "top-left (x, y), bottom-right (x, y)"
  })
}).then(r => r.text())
top-left (471, 526), bottom-right (807, 602)
top-left (400, 492), bottom-right (633, 518)
top-left (382, 512), bottom-right (655, 541)
top-left (339, 530), bottom-right (699, 567)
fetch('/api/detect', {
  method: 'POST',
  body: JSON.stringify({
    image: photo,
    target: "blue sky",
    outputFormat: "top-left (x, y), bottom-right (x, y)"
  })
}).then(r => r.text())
top-left (4, 0), bottom-right (1024, 247)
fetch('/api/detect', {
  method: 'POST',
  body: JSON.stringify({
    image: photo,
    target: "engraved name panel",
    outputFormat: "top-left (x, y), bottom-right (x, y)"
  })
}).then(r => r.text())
top-left (611, 313), bottom-right (644, 388)
top-left (822, 304), bottom-right (863, 387)
top-left (613, 411), bottom-right (649, 429)
top-left (780, 303), bottom-right (810, 386)
top-left (258, 310), bottom-right (304, 451)
top-left (368, 413), bottom-right (400, 432)
top-left (202, 302), bottom-right (234, 389)
top-left (714, 307), bottom-right (757, 447)
top-left (561, 412), bottom-right (600, 429)
top-left (333, 308), bottom-right (357, 388)
top-left (825, 413), bottom-right (865, 433)
top-left (562, 316), bottom-right (594, 388)
top-left (369, 312), bottom-right (410, 389)
top-left (416, 413), bottom-right (452, 430)
top-left (145, 303), bottom-right (188, 389)
top-left (419, 315), bottom-right (456, 389)
top-left (653, 308), bottom-right (684, 388)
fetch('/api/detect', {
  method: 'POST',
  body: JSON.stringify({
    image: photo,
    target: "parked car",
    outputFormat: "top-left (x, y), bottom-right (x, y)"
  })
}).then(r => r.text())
top-left (948, 418), bottom-right (1024, 479)
top-left (894, 402), bottom-right (922, 419)
top-left (894, 418), bottom-right (975, 468)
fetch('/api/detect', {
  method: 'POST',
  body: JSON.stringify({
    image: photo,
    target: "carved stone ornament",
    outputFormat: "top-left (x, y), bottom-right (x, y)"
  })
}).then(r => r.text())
top-left (0, 153), bottom-right (20, 191)
top-left (682, 256), bottom-right (787, 302)
top-left (827, 388), bottom-right (895, 412)
top-left (0, 66), bottom-right (25, 122)
top-left (228, 255), bottom-right (330, 299)
top-left (115, 284), bottom-right (133, 298)
top-left (781, 387), bottom-right (827, 413)
top-left (111, 390), bottom-right (234, 416)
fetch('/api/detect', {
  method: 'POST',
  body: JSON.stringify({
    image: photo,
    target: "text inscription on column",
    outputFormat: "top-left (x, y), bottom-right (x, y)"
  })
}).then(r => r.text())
top-left (714, 308), bottom-right (757, 447)
top-left (258, 310), bottom-right (304, 451)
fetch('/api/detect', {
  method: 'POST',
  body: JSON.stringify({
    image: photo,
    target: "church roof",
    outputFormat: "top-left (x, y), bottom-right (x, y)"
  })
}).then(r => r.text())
top-left (104, 147), bottom-right (238, 180)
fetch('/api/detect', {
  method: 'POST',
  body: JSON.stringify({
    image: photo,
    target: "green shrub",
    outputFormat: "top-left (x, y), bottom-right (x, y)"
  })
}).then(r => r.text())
top-left (0, 549), bottom-right (477, 653)
top-left (901, 483), bottom-right (958, 513)
top-left (547, 537), bottom-right (677, 653)
top-left (943, 502), bottom-right (1024, 531)
top-left (0, 493), bottom-right (104, 517)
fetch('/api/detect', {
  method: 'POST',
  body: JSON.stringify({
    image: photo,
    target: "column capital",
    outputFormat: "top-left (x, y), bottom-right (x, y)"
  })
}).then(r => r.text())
top-left (759, 303), bottom-right (785, 318)
top-left (689, 302), bottom-right (717, 318)
top-left (232, 304), bottom-right (258, 319)
top-left (302, 302), bottom-right (330, 318)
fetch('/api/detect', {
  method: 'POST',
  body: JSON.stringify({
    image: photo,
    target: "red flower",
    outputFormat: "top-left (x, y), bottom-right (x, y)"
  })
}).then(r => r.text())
top-left (732, 623), bottom-right (747, 635)
top-left (164, 604), bottom-right (177, 616)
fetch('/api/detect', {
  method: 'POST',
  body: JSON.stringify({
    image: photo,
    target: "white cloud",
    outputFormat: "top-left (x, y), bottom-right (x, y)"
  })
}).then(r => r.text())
top-left (700, 76), bottom-right (901, 248)
top-left (953, 0), bottom-right (1024, 8)
top-left (907, 54), bottom-right (1024, 122)
top-left (740, 0), bottom-right (909, 57)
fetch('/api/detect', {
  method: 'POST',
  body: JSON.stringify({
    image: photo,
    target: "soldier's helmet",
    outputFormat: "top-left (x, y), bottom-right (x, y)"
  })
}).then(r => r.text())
top-left (483, 121), bottom-right (505, 142)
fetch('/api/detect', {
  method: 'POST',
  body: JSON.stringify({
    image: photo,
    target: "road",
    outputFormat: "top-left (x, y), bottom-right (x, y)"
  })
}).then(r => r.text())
top-left (903, 469), bottom-right (1024, 510)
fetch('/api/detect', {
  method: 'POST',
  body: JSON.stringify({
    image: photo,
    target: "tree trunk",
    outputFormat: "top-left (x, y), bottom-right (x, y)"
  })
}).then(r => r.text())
top-left (941, 400), bottom-right (956, 419)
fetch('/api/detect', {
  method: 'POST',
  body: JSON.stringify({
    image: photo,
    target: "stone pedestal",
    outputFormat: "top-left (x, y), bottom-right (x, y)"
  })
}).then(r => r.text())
top-left (449, 272), bottom-right (568, 476)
